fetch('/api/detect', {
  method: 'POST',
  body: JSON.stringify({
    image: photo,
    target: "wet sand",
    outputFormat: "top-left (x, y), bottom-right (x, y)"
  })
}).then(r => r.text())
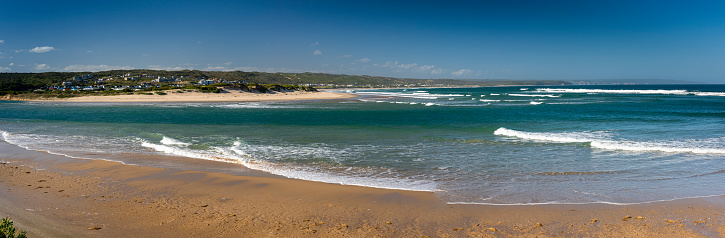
top-left (0, 142), bottom-right (723, 237)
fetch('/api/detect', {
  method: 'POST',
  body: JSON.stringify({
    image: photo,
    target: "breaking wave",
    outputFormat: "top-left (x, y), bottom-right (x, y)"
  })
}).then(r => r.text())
top-left (494, 127), bottom-right (725, 154)
top-left (140, 137), bottom-right (437, 192)
top-left (535, 88), bottom-right (725, 96)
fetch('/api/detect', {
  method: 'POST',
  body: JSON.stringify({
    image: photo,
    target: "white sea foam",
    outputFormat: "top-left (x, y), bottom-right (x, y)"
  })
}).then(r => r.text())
top-left (509, 93), bottom-right (560, 98)
top-left (529, 101), bottom-right (543, 105)
top-left (155, 102), bottom-right (307, 109)
top-left (694, 92), bottom-right (725, 96)
top-left (0, 130), bottom-right (131, 164)
top-left (140, 139), bottom-right (437, 192)
top-left (0, 130), bottom-right (11, 141)
top-left (536, 88), bottom-right (725, 96)
top-left (211, 103), bottom-right (308, 109)
top-left (446, 194), bottom-right (725, 206)
top-left (160, 136), bottom-right (191, 146)
top-left (494, 128), bottom-right (599, 143)
top-left (354, 91), bottom-right (466, 100)
top-left (494, 127), bottom-right (725, 154)
top-left (591, 141), bottom-right (725, 154)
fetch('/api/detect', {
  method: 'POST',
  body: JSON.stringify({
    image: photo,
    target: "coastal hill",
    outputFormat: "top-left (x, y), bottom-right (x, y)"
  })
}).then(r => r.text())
top-left (0, 70), bottom-right (572, 96)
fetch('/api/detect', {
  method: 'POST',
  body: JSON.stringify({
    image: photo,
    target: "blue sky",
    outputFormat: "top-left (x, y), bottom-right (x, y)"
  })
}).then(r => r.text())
top-left (1, 0), bottom-right (724, 83)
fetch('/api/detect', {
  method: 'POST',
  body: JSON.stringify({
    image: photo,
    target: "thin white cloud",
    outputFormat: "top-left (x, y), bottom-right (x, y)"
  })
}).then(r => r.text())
top-left (374, 61), bottom-right (429, 71)
top-left (0, 67), bottom-right (10, 72)
top-left (419, 65), bottom-right (435, 71)
top-left (399, 63), bottom-right (417, 70)
top-left (378, 61), bottom-right (398, 68)
top-left (223, 62), bottom-right (233, 66)
top-left (342, 54), bottom-right (352, 58)
top-left (417, 65), bottom-right (443, 75)
top-left (376, 61), bottom-right (456, 75)
top-left (9, 63), bottom-right (14, 66)
top-left (232, 66), bottom-right (261, 71)
top-left (0, 40), bottom-right (4, 44)
top-left (34, 64), bottom-right (50, 70)
top-left (359, 58), bottom-right (371, 63)
top-left (14, 50), bottom-right (25, 53)
top-left (310, 41), bottom-right (320, 46)
top-left (29, 46), bottom-right (56, 53)
top-left (147, 65), bottom-right (190, 71)
top-left (63, 64), bottom-right (133, 72)
top-left (379, 61), bottom-right (418, 70)
top-left (203, 66), bottom-right (230, 71)
top-left (313, 50), bottom-right (322, 55)
top-left (452, 69), bottom-right (472, 76)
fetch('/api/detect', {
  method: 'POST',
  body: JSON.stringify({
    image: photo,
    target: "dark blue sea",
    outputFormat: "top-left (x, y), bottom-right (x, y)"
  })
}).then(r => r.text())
top-left (1, 84), bottom-right (723, 204)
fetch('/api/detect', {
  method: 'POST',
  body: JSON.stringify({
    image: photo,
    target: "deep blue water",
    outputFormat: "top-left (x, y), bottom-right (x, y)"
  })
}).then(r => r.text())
top-left (1, 84), bottom-right (724, 204)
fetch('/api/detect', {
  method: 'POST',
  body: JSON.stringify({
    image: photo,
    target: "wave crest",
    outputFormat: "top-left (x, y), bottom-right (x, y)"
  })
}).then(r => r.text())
top-left (494, 127), bottom-right (725, 154)
top-left (140, 138), bottom-right (437, 192)
top-left (536, 88), bottom-right (725, 96)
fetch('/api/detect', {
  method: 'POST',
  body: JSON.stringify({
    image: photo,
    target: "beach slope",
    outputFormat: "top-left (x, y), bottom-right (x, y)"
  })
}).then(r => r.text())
top-left (13, 89), bottom-right (355, 102)
top-left (0, 149), bottom-right (722, 237)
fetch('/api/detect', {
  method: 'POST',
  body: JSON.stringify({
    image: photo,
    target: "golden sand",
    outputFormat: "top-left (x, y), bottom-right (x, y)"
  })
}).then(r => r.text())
top-left (0, 157), bottom-right (722, 237)
top-left (21, 89), bottom-right (356, 103)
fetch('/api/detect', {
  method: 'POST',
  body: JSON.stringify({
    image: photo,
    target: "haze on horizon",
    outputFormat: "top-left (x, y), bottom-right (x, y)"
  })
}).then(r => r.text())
top-left (1, 0), bottom-right (724, 84)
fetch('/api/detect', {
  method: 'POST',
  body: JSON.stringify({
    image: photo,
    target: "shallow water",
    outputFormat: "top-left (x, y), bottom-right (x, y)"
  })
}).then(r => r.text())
top-left (1, 84), bottom-right (723, 204)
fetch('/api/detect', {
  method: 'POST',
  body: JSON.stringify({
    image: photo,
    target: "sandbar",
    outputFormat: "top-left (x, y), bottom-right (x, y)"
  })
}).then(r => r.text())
top-left (13, 89), bottom-right (356, 103)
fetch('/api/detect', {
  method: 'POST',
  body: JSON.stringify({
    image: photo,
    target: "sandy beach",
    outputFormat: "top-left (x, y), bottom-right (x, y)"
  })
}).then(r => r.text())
top-left (0, 140), bottom-right (723, 237)
top-left (13, 89), bottom-right (356, 103)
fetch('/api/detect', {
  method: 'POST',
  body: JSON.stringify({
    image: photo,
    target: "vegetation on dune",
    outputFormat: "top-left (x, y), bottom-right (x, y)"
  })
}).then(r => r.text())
top-left (0, 70), bottom-right (571, 98)
top-left (0, 217), bottom-right (27, 238)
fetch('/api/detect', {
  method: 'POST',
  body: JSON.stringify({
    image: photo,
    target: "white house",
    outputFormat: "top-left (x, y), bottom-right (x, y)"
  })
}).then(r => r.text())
top-left (198, 79), bottom-right (216, 85)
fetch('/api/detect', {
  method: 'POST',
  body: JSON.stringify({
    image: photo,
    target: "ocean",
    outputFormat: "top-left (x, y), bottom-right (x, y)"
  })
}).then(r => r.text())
top-left (1, 84), bottom-right (723, 205)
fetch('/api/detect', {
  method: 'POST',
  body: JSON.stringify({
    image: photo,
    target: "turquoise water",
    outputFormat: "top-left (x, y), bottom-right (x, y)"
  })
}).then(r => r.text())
top-left (1, 85), bottom-right (724, 204)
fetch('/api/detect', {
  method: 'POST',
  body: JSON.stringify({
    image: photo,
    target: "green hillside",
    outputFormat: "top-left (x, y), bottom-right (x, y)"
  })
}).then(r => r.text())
top-left (1, 70), bottom-right (572, 95)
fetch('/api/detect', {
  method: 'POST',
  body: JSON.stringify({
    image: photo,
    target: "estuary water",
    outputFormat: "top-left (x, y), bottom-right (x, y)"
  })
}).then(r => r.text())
top-left (1, 84), bottom-right (724, 204)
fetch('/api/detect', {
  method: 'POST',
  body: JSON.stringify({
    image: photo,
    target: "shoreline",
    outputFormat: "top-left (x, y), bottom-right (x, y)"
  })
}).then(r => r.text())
top-left (1, 87), bottom-right (724, 237)
top-left (6, 89), bottom-right (357, 103)
top-left (1, 142), bottom-right (723, 237)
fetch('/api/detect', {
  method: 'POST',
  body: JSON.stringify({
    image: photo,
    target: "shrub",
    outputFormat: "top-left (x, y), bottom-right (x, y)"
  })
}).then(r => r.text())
top-left (0, 217), bottom-right (27, 238)
top-left (155, 91), bottom-right (167, 95)
top-left (199, 86), bottom-right (221, 93)
top-left (255, 85), bottom-right (267, 93)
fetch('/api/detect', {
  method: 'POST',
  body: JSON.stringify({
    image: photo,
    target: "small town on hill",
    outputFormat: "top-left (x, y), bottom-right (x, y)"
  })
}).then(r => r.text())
top-left (0, 70), bottom-right (572, 98)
